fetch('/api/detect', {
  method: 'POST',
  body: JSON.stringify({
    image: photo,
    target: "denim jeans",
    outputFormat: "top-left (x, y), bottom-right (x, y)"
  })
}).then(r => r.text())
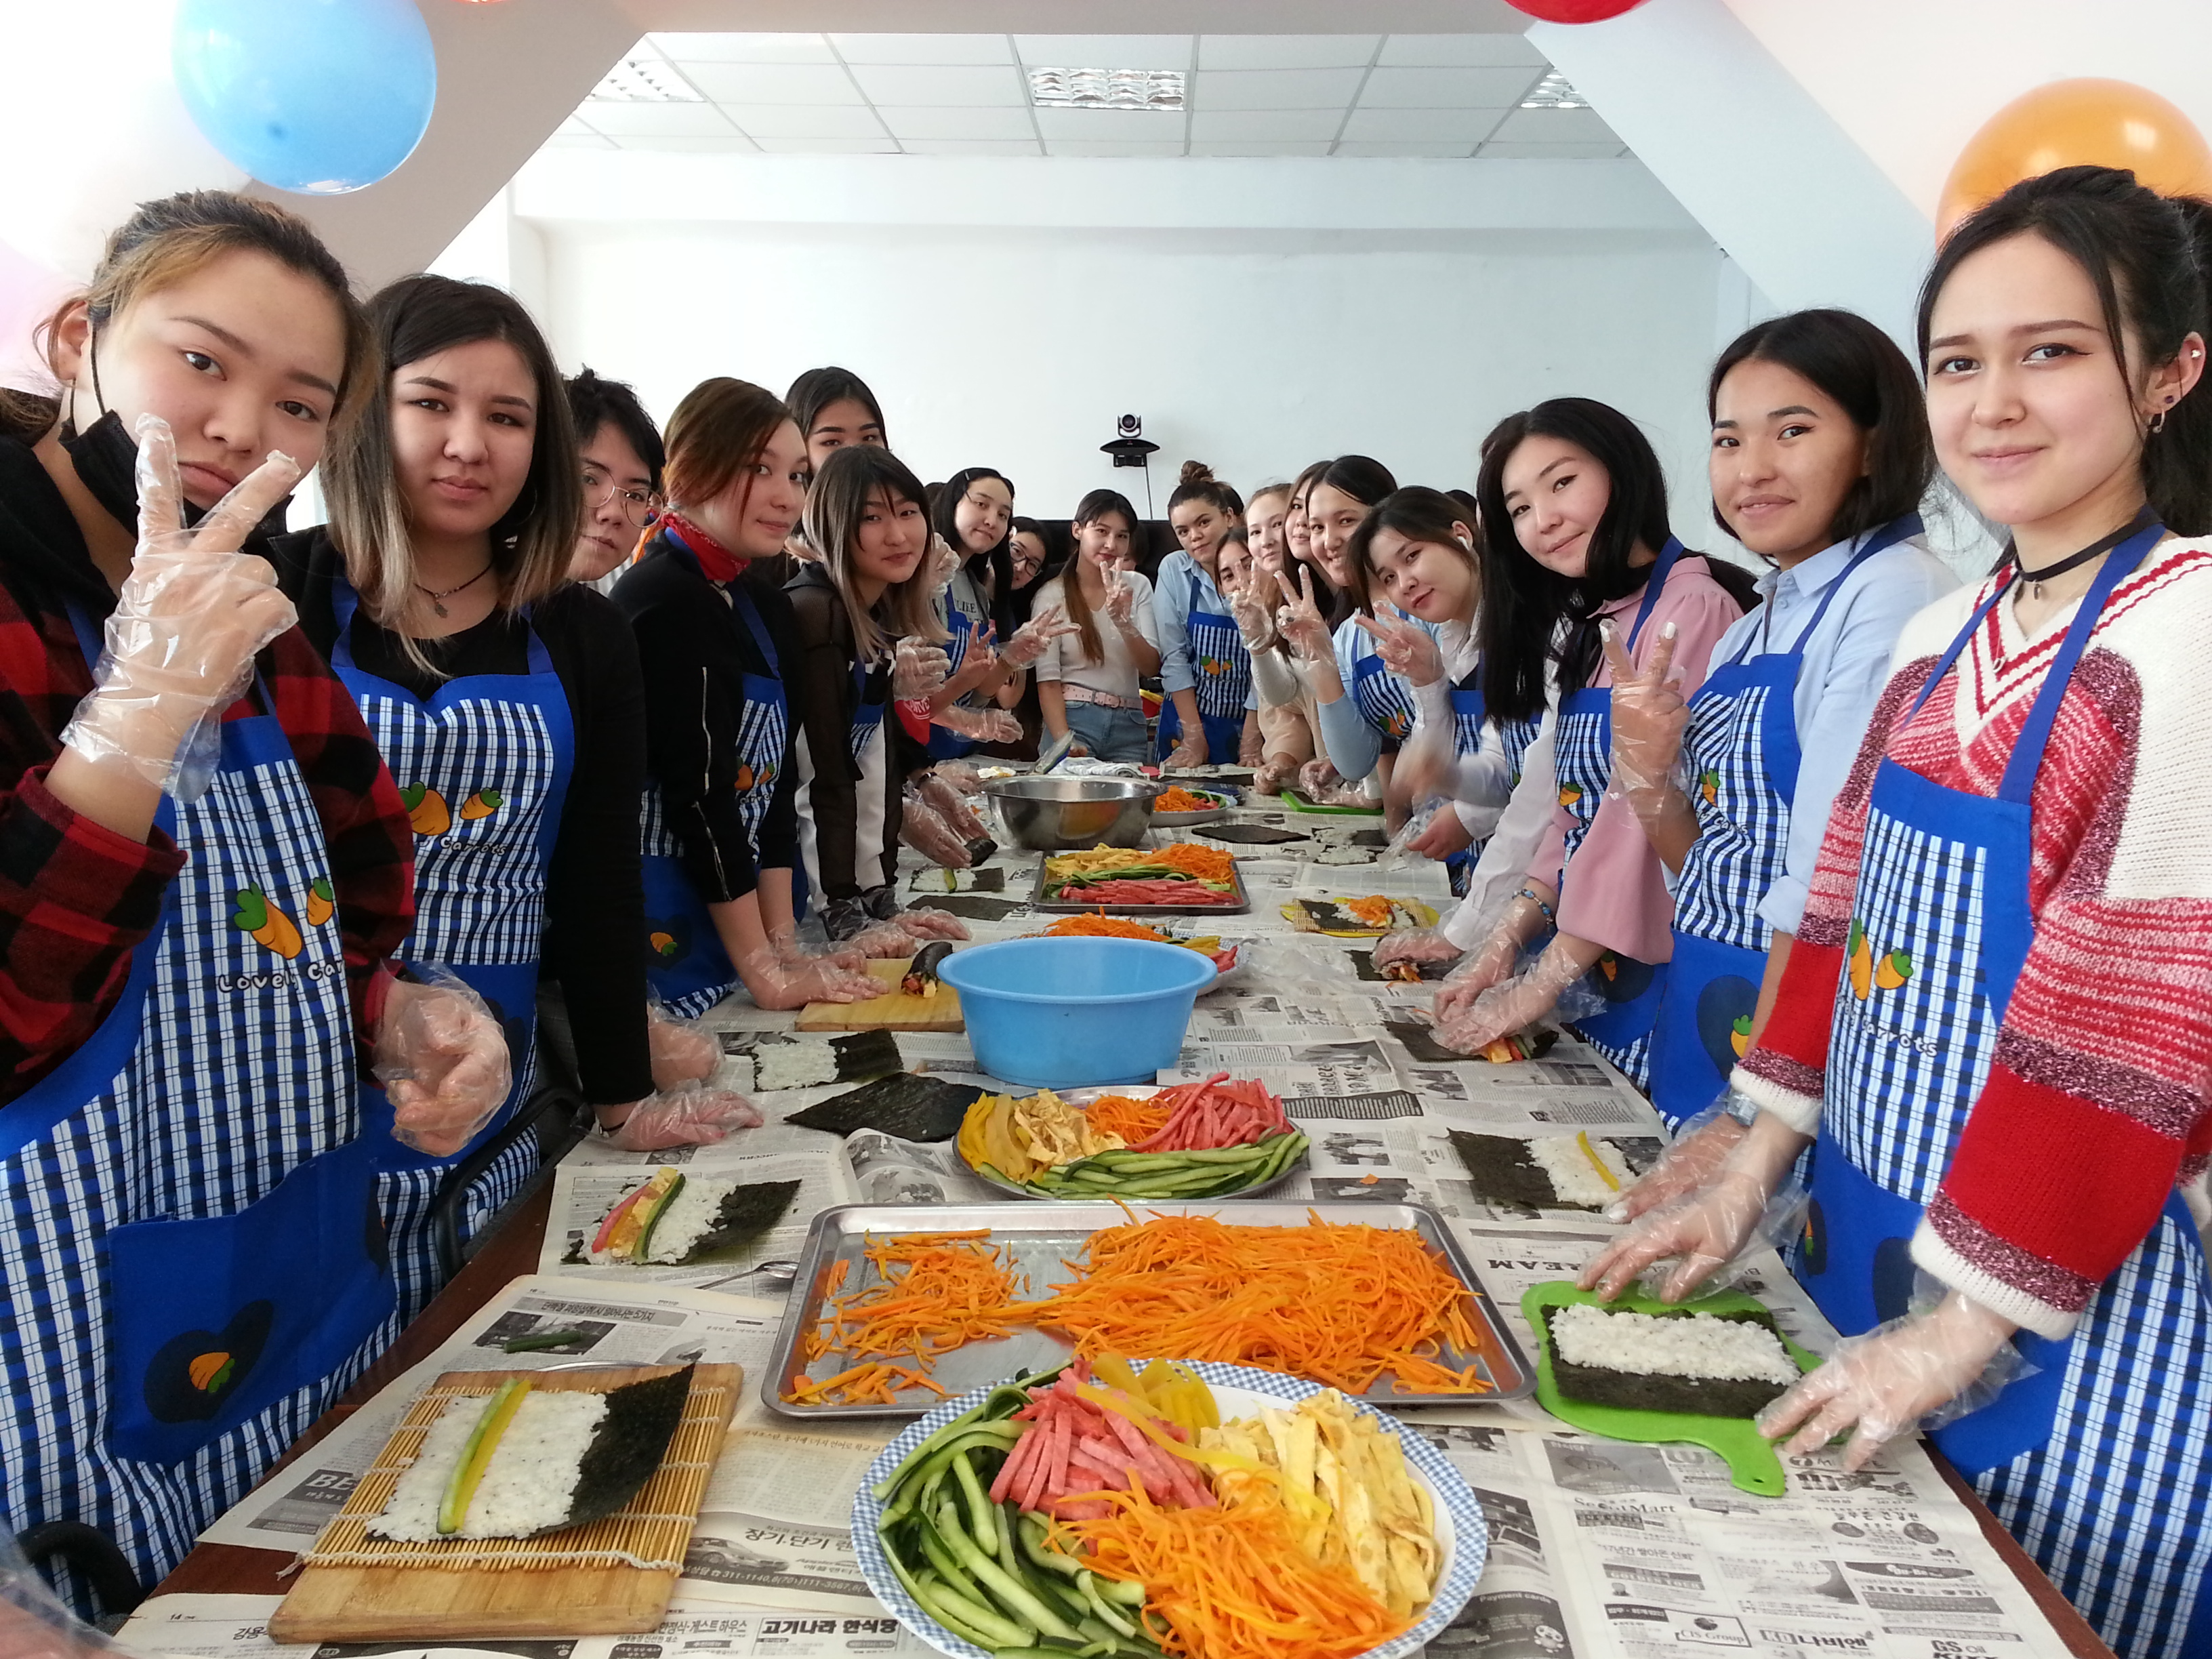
top-left (1062, 700), bottom-right (1149, 763)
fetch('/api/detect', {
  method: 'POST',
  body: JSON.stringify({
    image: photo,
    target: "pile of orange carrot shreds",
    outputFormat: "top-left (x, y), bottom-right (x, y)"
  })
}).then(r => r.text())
top-left (792, 1231), bottom-right (1030, 1404)
top-left (1151, 842), bottom-right (1237, 883)
top-left (1083, 1092), bottom-right (1174, 1143)
top-left (1040, 911), bottom-right (1170, 941)
top-left (1019, 1212), bottom-right (1494, 1395)
top-left (1067, 1483), bottom-right (1415, 1659)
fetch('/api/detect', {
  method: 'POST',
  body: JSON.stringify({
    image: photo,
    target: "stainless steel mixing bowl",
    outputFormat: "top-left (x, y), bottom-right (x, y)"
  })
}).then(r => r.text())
top-left (985, 775), bottom-right (1161, 851)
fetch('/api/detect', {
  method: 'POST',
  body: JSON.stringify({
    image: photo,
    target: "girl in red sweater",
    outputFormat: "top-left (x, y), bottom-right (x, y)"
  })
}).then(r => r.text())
top-left (1586, 167), bottom-right (2212, 1659)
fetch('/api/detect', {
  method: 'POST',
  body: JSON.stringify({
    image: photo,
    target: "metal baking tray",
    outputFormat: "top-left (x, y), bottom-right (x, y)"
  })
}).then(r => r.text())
top-left (763, 1200), bottom-right (1532, 1418)
top-left (1027, 857), bottom-right (1252, 916)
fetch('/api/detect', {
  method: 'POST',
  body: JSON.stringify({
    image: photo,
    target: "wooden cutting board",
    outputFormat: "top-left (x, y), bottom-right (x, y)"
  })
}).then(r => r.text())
top-left (795, 957), bottom-right (964, 1032)
top-left (269, 1362), bottom-right (741, 1641)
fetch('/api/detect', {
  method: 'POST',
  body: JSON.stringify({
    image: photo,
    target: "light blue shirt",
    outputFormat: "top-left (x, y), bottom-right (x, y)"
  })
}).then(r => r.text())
top-left (1711, 530), bottom-right (1959, 935)
top-left (1314, 613), bottom-right (1443, 783)
top-left (1151, 549), bottom-right (1257, 708)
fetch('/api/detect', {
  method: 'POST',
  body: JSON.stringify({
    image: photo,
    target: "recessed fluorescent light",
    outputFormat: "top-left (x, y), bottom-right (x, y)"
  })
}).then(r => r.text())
top-left (590, 58), bottom-right (703, 103)
top-left (1520, 72), bottom-right (1589, 110)
top-left (1028, 67), bottom-right (1185, 111)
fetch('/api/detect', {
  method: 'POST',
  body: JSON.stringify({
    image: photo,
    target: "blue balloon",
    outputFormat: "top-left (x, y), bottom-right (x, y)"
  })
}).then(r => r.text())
top-left (173, 0), bottom-right (436, 195)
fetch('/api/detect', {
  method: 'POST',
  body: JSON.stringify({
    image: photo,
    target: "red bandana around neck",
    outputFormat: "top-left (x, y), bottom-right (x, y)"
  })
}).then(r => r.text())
top-left (661, 512), bottom-right (745, 583)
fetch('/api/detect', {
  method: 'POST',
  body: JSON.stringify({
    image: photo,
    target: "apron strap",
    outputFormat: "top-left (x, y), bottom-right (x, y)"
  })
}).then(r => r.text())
top-left (729, 581), bottom-right (781, 676)
top-left (1722, 513), bottom-right (1925, 670)
top-left (1623, 537), bottom-right (1685, 651)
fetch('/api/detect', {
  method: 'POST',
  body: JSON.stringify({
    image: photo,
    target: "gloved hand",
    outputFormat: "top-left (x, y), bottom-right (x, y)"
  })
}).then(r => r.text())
top-left (1607, 1102), bottom-right (1747, 1223)
top-left (919, 771), bottom-right (990, 842)
top-left (1164, 733), bottom-right (1208, 771)
top-left (930, 758), bottom-right (987, 796)
top-left (646, 1002), bottom-right (718, 1091)
top-left (1579, 1162), bottom-right (1780, 1302)
top-left (768, 925), bottom-right (867, 973)
top-left (901, 793), bottom-right (974, 867)
top-left (375, 971), bottom-right (514, 1158)
top-left (1432, 926), bottom-right (1530, 1023)
top-left (1600, 619), bottom-right (1689, 813)
top-left (600, 1087), bottom-right (764, 1151)
top-left (1373, 926), bottom-right (1462, 967)
top-left (895, 908), bottom-right (970, 941)
top-left (1758, 1292), bottom-right (2025, 1471)
top-left (1404, 806), bottom-right (1474, 863)
top-left (1433, 941), bottom-right (1587, 1056)
top-left (924, 533), bottom-right (962, 592)
top-left (1252, 757), bottom-right (1297, 796)
top-left (1238, 722), bottom-right (1265, 766)
top-left (1101, 574), bottom-right (1139, 630)
top-left (893, 636), bottom-right (952, 700)
top-left (1002, 605), bottom-right (1080, 668)
top-left (1352, 608), bottom-right (1445, 686)
top-left (847, 918), bottom-right (922, 958)
top-left (931, 703), bottom-right (1021, 745)
top-left (739, 945), bottom-right (882, 1012)
top-left (1228, 581), bottom-right (1276, 651)
top-left (1273, 566), bottom-right (1334, 664)
top-left (1297, 757), bottom-right (1341, 797)
top-left (60, 415), bottom-right (301, 799)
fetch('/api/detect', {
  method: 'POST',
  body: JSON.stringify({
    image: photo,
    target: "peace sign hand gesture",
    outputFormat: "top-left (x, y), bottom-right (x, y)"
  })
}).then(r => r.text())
top-left (1274, 565), bottom-right (1332, 663)
top-left (1601, 617), bottom-right (1689, 805)
top-left (1351, 607), bottom-right (1445, 687)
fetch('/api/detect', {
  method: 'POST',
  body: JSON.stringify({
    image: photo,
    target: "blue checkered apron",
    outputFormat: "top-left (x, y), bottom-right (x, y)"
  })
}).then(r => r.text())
top-left (1441, 674), bottom-right (1540, 896)
top-left (639, 560), bottom-right (790, 1020)
top-left (924, 569), bottom-right (989, 760)
top-left (1155, 562), bottom-right (1253, 764)
top-left (0, 612), bottom-right (393, 1612)
top-left (1793, 522), bottom-right (2212, 1659)
top-left (1647, 520), bottom-right (1917, 1127)
top-left (1346, 621), bottom-right (1420, 750)
top-left (329, 578), bottom-right (574, 1328)
top-left (1548, 540), bottom-right (1682, 1090)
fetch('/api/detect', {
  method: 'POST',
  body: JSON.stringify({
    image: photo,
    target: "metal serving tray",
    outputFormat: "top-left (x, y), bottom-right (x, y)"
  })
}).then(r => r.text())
top-left (763, 1200), bottom-right (1533, 1419)
top-left (1027, 858), bottom-right (1252, 916)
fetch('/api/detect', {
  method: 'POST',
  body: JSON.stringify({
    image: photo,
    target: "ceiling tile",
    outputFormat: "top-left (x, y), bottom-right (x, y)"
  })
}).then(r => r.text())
top-left (1189, 108), bottom-right (1344, 141)
top-left (828, 33), bottom-right (1015, 64)
top-left (648, 33), bottom-right (834, 64)
top-left (1188, 140), bottom-right (1335, 156)
top-left (724, 104), bottom-right (889, 139)
top-left (544, 132), bottom-right (617, 151)
top-left (1376, 33), bottom-right (1548, 68)
top-left (898, 138), bottom-right (1044, 155)
top-left (750, 137), bottom-right (903, 154)
top-left (1031, 106), bottom-right (1187, 140)
top-left (1340, 107), bottom-right (1505, 142)
top-left (579, 101), bottom-right (738, 137)
top-left (1486, 105), bottom-right (1620, 144)
top-left (1012, 35), bottom-right (1193, 71)
top-left (1332, 140), bottom-right (1476, 157)
top-left (675, 62), bottom-right (864, 104)
top-left (1043, 139), bottom-right (1190, 156)
top-left (876, 105), bottom-right (1038, 140)
top-left (1477, 140), bottom-right (1629, 159)
top-left (1357, 66), bottom-right (1542, 107)
top-left (847, 64), bottom-right (1027, 106)
top-left (1195, 67), bottom-right (1366, 110)
top-left (609, 134), bottom-right (761, 153)
top-left (1197, 35), bottom-right (1379, 70)
top-left (555, 117), bottom-right (597, 136)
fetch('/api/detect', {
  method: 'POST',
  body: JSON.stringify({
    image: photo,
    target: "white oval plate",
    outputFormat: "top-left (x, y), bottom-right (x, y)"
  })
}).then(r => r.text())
top-left (959, 1086), bottom-right (1305, 1203)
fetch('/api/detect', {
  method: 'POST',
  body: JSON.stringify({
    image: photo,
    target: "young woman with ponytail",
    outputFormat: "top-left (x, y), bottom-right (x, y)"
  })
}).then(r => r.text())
top-left (1154, 461), bottom-right (1257, 766)
top-left (1587, 167), bottom-right (2212, 1659)
top-left (1031, 488), bottom-right (1160, 763)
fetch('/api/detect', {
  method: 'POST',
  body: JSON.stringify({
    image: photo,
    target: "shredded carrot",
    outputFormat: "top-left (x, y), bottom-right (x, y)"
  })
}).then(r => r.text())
top-left (1151, 842), bottom-right (1237, 883)
top-left (1019, 1212), bottom-right (1495, 1395)
top-left (1042, 912), bottom-right (1170, 941)
top-left (1342, 895), bottom-right (1397, 927)
top-left (1153, 785), bottom-right (1220, 813)
top-left (784, 1232), bottom-right (1029, 1405)
top-left (1067, 1483), bottom-right (1415, 1659)
top-left (1084, 1092), bottom-right (1174, 1143)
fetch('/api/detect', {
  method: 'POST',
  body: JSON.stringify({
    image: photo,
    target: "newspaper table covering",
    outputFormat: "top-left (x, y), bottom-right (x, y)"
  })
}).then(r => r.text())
top-left (172, 794), bottom-right (2086, 1659)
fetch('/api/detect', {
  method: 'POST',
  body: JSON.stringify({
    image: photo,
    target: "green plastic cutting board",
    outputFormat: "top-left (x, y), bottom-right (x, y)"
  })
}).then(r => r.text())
top-left (1278, 788), bottom-right (1383, 815)
top-left (1522, 1280), bottom-right (1822, 1496)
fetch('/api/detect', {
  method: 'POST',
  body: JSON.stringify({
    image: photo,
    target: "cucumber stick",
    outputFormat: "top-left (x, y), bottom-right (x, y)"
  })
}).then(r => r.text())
top-left (436, 1378), bottom-right (530, 1535)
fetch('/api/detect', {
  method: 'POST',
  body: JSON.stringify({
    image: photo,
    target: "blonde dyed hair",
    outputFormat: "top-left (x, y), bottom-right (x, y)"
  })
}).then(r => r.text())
top-left (803, 444), bottom-right (947, 662)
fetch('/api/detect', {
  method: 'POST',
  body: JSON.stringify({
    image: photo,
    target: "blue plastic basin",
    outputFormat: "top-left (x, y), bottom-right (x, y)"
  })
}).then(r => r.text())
top-left (936, 937), bottom-right (1216, 1089)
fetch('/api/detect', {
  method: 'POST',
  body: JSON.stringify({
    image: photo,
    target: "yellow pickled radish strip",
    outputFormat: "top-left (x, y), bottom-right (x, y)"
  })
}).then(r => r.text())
top-left (1076, 1381), bottom-right (1271, 1477)
top-left (1575, 1131), bottom-right (1621, 1193)
top-left (438, 1378), bottom-right (531, 1535)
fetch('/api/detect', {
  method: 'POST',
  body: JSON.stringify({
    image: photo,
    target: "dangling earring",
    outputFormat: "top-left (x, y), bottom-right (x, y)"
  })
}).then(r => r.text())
top-left (2149, 408), bottom-right (2169, 436)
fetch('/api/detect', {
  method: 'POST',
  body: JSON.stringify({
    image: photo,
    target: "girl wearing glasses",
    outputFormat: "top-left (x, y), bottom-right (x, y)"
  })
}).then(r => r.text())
top-left (567, 367), bottom-right (662, 590)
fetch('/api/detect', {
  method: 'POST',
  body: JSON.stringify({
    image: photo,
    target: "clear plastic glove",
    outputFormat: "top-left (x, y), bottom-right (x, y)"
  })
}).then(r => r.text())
top-left (847, 918), bottom-right (922, 958)
top-left (1404, 806), bottom-right (1474, 863)
top-left (924, 533), bottom-right (962, 592)
top-left (1433, 947), bottom-right (1585, 1057)
top-left (1164, 733), bottom-right (1208, 771)
top-left (1002, 605), bottom-right (1080, 668)
top-left (60, 414), bottom-right (301, 800)
top-left (1352, 607), bottom-right (1446, 687)
top-left (1, 1525), bottom-right (117, 1659)
top-left (601, 1086), bottom-right (764, 1151)
top-left (919, 771), bottom-right (990, 842)
top-left (1238, 722), bottom-right (1265, 766)
top-left (931, 702), bottom-right (1021, 745)
top-left (1580, 1163), bottom-right (1787, 1302)
top-left (646, 1002), bottom-right (718, 1091)
top-left (768, 925), bottom-right (867, 972)
top-left (1607, 1101), bottom-right (1747, 1223)
top-left (1600, 619), bottom-right (1689, 812)
top-left (1758, 1290), bottom-right (2026, 1471)
top-left (1374, 926), bottom-right (1463, 968)
top-left (1253, 757), bottom-right (1297, 796)
top-left (740, 945), bottom-right (881, 1011)
top-left (931, 758), bottom-right (986, 796)
top-left (902, 793), bottom-right (974, 867)
top-left (1433, 927), bottom-right (1537, 1023)
top-left (895, 908), bottom-right (970, 941)
top-left (893, 636), bottom-right (952, 700)
top-left (1298, 757), bottom-right (1342, 797)
top-left (375, 970), bottom-right (514, 1158)
top-left (1228, 582), bottom-right (1276, 651)
top-left (1273, 565), bottom-right (1334, 664)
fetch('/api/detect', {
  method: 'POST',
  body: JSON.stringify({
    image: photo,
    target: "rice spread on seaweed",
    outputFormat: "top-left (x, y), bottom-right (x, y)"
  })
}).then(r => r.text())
top-left (1544, 1303), bottom-right (1798, 1419)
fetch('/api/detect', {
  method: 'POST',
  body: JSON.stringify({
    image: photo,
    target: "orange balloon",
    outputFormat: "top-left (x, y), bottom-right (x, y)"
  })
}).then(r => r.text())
top-left (1938, 79), bottom-right (2212, 239)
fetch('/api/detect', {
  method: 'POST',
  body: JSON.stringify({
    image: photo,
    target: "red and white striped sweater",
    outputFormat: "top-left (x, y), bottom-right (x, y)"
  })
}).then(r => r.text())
top-left (1735, 535), bottom-right (2212, 1338)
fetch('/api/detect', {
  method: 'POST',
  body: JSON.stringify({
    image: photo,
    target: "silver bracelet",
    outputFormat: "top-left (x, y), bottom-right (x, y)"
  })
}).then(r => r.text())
top-left (1514, 886), bottom-right (1556, 924)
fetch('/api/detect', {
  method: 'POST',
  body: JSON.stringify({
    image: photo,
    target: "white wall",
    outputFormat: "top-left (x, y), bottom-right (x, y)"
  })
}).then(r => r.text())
top-left (537, 216), bottom-right (1731, 542)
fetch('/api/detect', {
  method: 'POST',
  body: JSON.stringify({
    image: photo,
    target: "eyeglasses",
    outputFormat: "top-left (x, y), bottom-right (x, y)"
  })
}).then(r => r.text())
top-left (582, 466), bottom-right (660, 529)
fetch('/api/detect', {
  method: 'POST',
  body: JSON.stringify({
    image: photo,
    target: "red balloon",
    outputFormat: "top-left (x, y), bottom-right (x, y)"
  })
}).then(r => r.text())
top-left (1505, 0), bottom-right (1650, 21)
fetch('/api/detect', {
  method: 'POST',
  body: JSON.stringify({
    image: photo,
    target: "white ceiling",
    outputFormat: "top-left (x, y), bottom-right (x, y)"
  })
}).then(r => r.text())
top-left (554, 32), bottom-right (1627, 160)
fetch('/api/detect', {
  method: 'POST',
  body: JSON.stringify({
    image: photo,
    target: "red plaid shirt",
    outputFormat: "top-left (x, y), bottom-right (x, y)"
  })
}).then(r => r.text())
top-left (0, 593), bottom-right (416, 1105)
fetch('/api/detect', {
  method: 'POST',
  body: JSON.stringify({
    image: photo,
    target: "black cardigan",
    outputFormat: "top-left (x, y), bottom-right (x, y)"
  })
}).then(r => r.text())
top-left (271, 527), bottom-right (653, 1107)
top-left (612, 532), bottom-right (802, 905)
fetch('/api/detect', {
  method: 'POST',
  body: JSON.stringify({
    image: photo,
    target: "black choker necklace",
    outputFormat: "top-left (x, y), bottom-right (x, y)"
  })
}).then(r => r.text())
top-left (2009, 512), bottom-right (2152, 600)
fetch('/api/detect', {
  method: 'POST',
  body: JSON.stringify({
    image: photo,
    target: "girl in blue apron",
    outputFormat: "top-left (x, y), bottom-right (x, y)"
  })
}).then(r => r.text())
top-left (0, 194), bottom-right (458, 1608)
top-left (1275, 456), bottom-right (1408, 793)
top-left (787, 445), bottom-right (970, 951)
top-left (1433, 398), bottom-right (1753, 1088)
top-left (615, 378), bottom-right (882, 1022)
top-left (1611, 310), bottom-right (1958, 1134)
top-left (1156, 463), bottom-right (1255, 767)
top-left (280, 275), bottom-right (703, 1322)
top-left (1589, 167), bottom-right (2212, 1659)
top-left (922, 467), bottom-right (1025, 760)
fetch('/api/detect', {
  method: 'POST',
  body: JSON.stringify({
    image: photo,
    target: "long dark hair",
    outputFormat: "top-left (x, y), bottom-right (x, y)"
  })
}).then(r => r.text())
top-left (1476, 398), bottom-right (1753, 721)
top-left (932, 464), bottom-right (1016, 634)
top-left (1311, 454), bottom-right (1397, 625)
top-left (1709, 308), bottom-right (1933, 550)
top-left (785, 365), bottom-right (886, 449)
top-left (802, 443), bottom-right (944, 661)
top-left (1920, 165), bottom-right (2212, 536)
top-left (1346, 487), bottom-right (1479, 615)
top-left (1059, 487), bottom-right (1143, 669)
